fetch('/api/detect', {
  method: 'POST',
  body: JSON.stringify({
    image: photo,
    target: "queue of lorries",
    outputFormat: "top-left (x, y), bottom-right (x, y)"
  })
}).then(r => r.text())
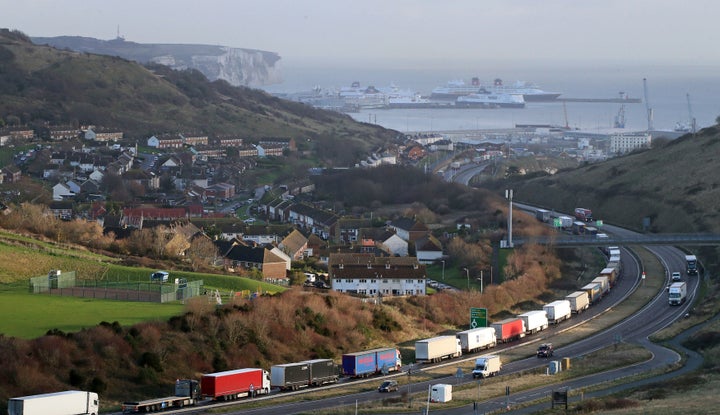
top-left (9, 207), bottom-right (696, 415)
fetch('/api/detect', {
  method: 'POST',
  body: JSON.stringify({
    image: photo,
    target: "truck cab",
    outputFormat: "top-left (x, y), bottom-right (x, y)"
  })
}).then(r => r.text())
top-left (175, 379), bottom-right (201, 400)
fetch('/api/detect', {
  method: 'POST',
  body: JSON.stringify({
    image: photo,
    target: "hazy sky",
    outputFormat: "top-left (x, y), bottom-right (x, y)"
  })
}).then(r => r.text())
top-left (2, 0), bottom-right (719, 68)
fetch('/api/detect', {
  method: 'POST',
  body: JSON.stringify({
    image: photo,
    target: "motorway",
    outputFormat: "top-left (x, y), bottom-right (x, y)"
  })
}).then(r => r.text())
top-left (127, 209), bottom-right (701, 415)
top-left (165, 235), bottom-right (698, 414)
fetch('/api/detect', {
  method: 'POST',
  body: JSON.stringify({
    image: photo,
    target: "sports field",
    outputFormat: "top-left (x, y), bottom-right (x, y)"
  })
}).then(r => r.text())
top-left (0, 285), bottom-right (185, 338)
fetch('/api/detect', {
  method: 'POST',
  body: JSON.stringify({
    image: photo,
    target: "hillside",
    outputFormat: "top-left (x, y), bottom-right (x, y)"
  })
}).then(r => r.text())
top-left (31, 35), bottom-right (281, 87)
top-left (0, 29), bottom-right (397, 166)
top-left (490, 126), bottom-right (720, 235)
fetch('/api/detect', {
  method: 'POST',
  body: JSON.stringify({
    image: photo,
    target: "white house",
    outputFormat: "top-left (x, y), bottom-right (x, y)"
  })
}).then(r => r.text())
top-left (415, 236), bottom-right (444, 264)
top-left (52, 182), bottom-right (74, 201)
top-left (379, 233), bottom-right (409, 257)
top-left (328, 253), bottom-right (426, 297)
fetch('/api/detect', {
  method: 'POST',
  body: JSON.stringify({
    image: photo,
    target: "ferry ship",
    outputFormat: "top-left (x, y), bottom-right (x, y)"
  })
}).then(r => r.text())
top-left (489, 78), bottom-right (561, 102)
top-left (430, 78), bottom-right (484, 100)
top-left (455, 90), bottom-right (525, 108)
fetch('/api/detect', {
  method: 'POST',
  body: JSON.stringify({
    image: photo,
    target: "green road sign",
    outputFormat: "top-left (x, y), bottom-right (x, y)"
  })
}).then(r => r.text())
top-left (470, 307), bottom-right (487, 328)
top-left (596, 220), bottom-right (603, 226)
top-left (553, 218), bottom-right (562, 227)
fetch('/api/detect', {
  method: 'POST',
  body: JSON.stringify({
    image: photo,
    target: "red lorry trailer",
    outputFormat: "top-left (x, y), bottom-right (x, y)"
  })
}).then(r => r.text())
top-left (201, 368), bottom-right (271, 400)
top-left (490, 317), bottom-right (525, 343)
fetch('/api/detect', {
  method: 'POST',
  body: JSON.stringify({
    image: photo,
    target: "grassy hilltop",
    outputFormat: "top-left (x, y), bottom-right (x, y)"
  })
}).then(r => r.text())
top-left (0, 29), bottom-right (397, 166)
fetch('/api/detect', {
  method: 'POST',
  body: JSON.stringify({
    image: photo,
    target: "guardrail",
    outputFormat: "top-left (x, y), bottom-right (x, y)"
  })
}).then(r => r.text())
top-left (513, 233), bottom-right (720, 247)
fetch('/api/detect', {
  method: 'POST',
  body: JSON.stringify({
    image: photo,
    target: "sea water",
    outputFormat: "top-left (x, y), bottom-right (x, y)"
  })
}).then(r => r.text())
top-left (262, 62), bottom-right (720, 134)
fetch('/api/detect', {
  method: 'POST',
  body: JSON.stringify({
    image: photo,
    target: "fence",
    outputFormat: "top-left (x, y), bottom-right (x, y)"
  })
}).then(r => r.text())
top-left (30, 272), bottom-right (204, 303)
top-left (30, 271), bottom-right (77, 293)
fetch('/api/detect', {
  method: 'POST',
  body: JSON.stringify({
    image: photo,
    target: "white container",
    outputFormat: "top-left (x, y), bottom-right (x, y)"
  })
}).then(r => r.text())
top-left (430, 384), bottom-right (452, 402)
top-left (565, 291), bottom-right (590, 313)
top-left (415, 336), bottom-right (461, 363)
top-left (456, 327), bottom-right (496, 353)
top-left (518, 310), bottom-right (548, 334)
top-left (543, 300), bottom-right (572, 324)
top-left (8, 391), bottom-right (99, 415)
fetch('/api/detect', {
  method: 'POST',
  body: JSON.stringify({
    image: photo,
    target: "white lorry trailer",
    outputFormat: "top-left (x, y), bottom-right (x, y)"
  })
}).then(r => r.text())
top-left (471, 355), bottom-right (502, 378)
top-left (456, 327), bottom-right (497, 353)
top-left (518, 310), bottom-right (549, 335)
top-left (543, 300), bottom-right (572, 324)
top-left (8, 390), bottom-right (99, 415)
top-left (668, 282), bottom-right (687, 306)
top-left (415, 335), bottom-right (462, 363)
top-left (565, 291), bottom-right (590, 313)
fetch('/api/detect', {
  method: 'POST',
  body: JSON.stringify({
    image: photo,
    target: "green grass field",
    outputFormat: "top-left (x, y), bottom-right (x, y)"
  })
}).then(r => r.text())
top-left (0, 286), bottom-right (185, 338)
top-left (0, 232), bottom-right (287, 339)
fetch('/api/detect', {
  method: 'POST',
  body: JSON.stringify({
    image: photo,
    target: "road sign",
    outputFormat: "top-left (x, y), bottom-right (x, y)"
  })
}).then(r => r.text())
top-left (470, 307), bottom-right (487, 328)
top-left (596, 220), bottom-right (603, 226)
top-left (553, 218), bottom-right (562, 228)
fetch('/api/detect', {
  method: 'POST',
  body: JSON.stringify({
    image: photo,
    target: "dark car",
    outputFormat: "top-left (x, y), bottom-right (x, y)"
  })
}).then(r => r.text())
top-left (378, 380), bottom-right (399, 392)
top-left (537, 343), bottom-right (554, 358)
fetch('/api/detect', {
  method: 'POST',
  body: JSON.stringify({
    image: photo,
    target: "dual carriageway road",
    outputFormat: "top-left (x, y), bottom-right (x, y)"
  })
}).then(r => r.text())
top-left (214, 224), bottom-right (702, 414)
top-left (137, 210), bottom-right (705, 415)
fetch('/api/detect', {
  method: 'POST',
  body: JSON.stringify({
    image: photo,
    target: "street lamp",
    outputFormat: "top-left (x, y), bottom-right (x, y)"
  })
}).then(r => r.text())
top-left (441, 260), bottom-right (445, 280)
top-left (463, 267), bottom-right (470, 290)
top-left (480, 270), bottom-right (484, 294)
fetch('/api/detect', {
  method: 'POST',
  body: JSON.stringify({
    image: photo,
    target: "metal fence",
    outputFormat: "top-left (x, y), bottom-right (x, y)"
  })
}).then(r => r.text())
top-left (30, 272), bottom-right (204, 303)
top-left (30, 271), bottom-right (77, 293)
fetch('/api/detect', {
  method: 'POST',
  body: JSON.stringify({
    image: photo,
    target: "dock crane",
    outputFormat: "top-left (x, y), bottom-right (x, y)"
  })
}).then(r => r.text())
top-left (613, 104), bottom-right (626, 128)
top-left (643, 78), bottom-right (653, 131)
top-left (674, 93), bottom-right (697, 133)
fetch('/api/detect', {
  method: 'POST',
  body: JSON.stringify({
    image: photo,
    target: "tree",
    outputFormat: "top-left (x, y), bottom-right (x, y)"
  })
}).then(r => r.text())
top-left (187, 235), bottom-right (219, 271)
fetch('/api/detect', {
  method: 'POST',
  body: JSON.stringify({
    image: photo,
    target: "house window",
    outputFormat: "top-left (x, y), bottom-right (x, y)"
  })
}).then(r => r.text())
top-left (345, 279), bottom-right (353, 283)
top-left (418, 280), bottom-right (424, 284)
top-left (358, 289), bottom-right (367, 295)
top-left (371, 279), bottom-right (376, 283)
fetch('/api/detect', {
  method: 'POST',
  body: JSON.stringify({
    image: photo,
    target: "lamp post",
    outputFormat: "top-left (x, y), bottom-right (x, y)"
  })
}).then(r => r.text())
top-left (441, 260), bottom-right (445, 280)
top-left (480, 270), bottom-right (483, 294)
top-left (505, 189), bottom-right (514, 247)
top-left (463, 267), bottom-right (470, 290)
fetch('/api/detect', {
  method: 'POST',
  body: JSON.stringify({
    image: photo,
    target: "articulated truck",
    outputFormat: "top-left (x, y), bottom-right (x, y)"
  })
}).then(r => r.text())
top-left (201, 368), bottom-right (270, 400)
top-left (456, 327), bottom-right (497, 353)
top-left (491, 317), bottom-right (525, 343)
top-left (565, 291), bottom-right (590, 313)
top-left (415, 336), bottom-right (462, 363)
top-left (543, 300), bottom-right (572, 324)
top-left (271, 359), bottom-right (339, 390)
top-left (342, 347), bottom-right (402, 377)
top-left (9, 391), bottom-right (99, 415)
top-left (122, 380), bottom-right (200, 413)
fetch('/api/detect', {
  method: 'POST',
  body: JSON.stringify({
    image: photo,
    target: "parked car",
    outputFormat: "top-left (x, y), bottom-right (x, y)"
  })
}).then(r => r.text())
top-left (378, 380), bottom-right (399, 393)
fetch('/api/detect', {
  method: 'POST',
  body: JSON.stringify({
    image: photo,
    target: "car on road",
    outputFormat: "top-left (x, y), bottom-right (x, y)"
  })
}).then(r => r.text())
top-left (671, 272), bottom-right (682, 282)
top-left (378, 380), bottom-right (399, 392)
top-left (537, 343), bottom-right (554, 358)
